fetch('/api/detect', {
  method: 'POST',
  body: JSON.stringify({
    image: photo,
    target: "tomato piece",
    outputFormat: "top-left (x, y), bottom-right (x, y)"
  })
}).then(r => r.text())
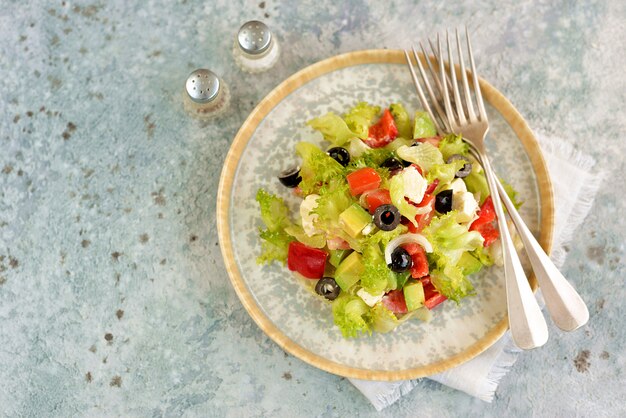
top-left (346, 167), bottom-right (382, 196)
top-left (382, 289), bottom-right (408, 314)
top-left (470, 197), bottom-right (499, 246)
top-left (422, 282), bottom-right (447, 309)
top-left (424, 293), bottom-right (447, 310)
top-left (365, 189), bottom-right (392, 214)
top-left (471, 196), bottom-right (496, 227)
top-left (410, 163), bottom-right (423, 176)
top-left (287, 241), bottom-right (328, 279)
top-left (425, 179), bottom-right (439, 195)
top-left (365, 109), bottom-right (398, 148)
top-left (407, 194), bottom-right (435, 233)
top-left (416, 136), bottom-right (442, 147)
top-left (473, 223), bottom-right (499, 247)
top-left (402, 243), bottom-right (429, 279)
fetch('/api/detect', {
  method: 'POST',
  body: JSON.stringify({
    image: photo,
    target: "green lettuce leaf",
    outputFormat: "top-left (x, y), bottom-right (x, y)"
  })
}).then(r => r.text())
top-left (257, 229), bottom-right (294, 265)
top-left (389, 103), bottom-right (412, 139)
top-left (423, 211), bottom-right (484, 302)
top-left (426, 160), bottom-right (467, 192)
top-left (256, 188), bottom-right (291, 231)
top-left (306, 112), bottom-right (355, 146)
top-left (413, 111), bottom-right (437, 139)
top-left (370, 303), bottom-right (400, 333)
top-left (296, 142), bottom-right (346, 195)
top-left (396, 143), bottom-right (444, 172)
top-left (500, 179), bottom-right (524, 209)
top-left (389, 174), bottom-right (419, 227)
top-left (438, 133), bottom-right (469, 161)
top-left (343, 102), bottom-right (381, 140)
top-left (284, 224), bottom-right (326, 249)
top-left (332, 293), bottom-right (371, 338)
top-left (256, 189), bottom-right (294, 265)
top-left (430, 263), bottom-right (475, 304)
top-left (360, 243), bottom-right (394, 295)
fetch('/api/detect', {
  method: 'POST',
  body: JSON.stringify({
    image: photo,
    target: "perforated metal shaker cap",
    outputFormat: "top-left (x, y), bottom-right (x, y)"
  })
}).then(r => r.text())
top-left (237, 21), bottom-right (272, 55)
top-left (185, 69), bottom-right (220, 103)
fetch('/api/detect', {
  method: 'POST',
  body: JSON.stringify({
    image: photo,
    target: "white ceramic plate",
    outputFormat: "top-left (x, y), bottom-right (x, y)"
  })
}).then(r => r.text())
top-left (217, 50), bottom-right (553, 380)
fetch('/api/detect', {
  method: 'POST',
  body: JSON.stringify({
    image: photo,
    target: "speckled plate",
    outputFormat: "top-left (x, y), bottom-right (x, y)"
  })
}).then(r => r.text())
top-left (217, 50), bottom-right (553, 381)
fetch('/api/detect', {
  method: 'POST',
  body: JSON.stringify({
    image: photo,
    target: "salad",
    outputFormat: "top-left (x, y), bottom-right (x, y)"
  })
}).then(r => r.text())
top-left (256, 102), bottom-right (520, 338)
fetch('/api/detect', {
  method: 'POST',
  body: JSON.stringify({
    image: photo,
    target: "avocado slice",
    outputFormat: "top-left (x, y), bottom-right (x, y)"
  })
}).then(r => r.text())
top-left (334, 251), bottom-right (364, 291)
top-left (339, 203), bottom-right (372, 238)
top-left (403, 281), bottom-right (425, 312)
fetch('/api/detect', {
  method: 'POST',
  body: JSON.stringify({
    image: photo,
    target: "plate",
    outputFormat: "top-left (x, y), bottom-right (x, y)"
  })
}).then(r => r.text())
top-left (217, 50), bottom-right (554, 380)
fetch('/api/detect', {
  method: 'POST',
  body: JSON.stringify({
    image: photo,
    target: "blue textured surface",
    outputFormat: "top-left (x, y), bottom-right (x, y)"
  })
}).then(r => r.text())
top-left (0, 1), bottom-right (624, 416)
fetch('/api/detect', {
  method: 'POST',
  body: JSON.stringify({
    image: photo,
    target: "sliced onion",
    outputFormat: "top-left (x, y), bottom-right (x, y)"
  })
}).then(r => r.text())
top-left (384, 233), bottom-right (433, 265)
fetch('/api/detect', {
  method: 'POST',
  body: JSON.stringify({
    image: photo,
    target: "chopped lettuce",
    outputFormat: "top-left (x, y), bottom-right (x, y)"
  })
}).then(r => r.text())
top-left (384, 136), bottom-right (414, 151)
top-left (332, 293), bottom-right (371, 338)
top-left (389, 103), bottom-right (412, 139)
top-left (370, 303), bottom-right (400, 333)
top-left (423, 211), bottom-right (484, 302)
top-left (312, 179), bottom-right (363, 252)
top-left (349, 148), bottom-right (394, 169)
top-left (284, 224), bottom-right (326, 249)
top-left (396, 143), bottom-right (444, 172)
top-left (424, 211), bottom-right (484, 265)
top-left (438, 133), bottom-right (469, 160)
top-left (360, 243), bottom-right (393, 295)
top-left (430, 263), bottom-right (475, 304)
top-left (296, 142), bottom-right (346, 195)
top-left (413, 111), bottom-right (437, 139)
top-left (257, 229), bottom-right (294, 265)
top-left (346, 137), bottom-right (372, 158)
top-left (256, 189), bottom-right (295, 265)
top-left (389, 174), bottom-right (419, 227)
top-left (500, 179), bottom-right (524, 209)
top-left (426, 159), bottom-right (467, 192)
top-left (343, 102), bottom-right (381, 139)
top-left (364, 224), bottom-right (408, 248)
top-left (306, 112), bottom-right (355, 146)
top-left (256, 188), bottom-right (291, 232)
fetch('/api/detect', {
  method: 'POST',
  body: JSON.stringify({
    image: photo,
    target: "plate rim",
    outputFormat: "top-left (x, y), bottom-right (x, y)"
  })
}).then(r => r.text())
top-left (216, 49), bottom-right (554, 381)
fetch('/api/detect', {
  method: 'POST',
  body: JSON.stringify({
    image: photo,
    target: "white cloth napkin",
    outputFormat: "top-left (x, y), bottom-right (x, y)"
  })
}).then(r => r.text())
top-left (350, 133), bottom-right (605, 410)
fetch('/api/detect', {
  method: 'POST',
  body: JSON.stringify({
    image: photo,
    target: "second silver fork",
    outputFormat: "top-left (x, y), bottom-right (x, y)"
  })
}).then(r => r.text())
top-left (406, 28), bottom-right (589, 348)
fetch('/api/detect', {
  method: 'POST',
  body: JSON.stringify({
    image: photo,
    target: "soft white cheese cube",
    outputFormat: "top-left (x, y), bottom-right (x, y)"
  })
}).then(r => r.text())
top-left (452, 191), bottom-right (479, 223)
top-left (300, 194), bottom-right (321, 236)
top-left (400, 166), bottom-right (427, 204)
top-left (447, 178), bottom-right (467, 194)
top-left (357, 288), bottom-right (384, 307)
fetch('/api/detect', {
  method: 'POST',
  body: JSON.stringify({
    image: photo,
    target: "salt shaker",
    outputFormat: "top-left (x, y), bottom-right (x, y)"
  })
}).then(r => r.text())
top-left (233, 20), bottom-right (280, 73)
top-left (182, 69), bottom-right (230, 120)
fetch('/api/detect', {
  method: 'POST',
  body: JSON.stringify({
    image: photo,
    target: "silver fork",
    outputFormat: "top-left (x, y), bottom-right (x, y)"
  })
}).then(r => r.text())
top-left (406, 28), bottom-right (589, 344)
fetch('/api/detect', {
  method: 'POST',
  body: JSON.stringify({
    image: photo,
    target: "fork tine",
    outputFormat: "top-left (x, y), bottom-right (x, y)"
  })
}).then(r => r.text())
top-left (456, 28), bottom-right (476, 122)
top-left (446, 30), bottom-right (466, 124)
top-left (438, 34), bottom-right (455, 126)
top-left (403, 50), bottom-right (443, 135)
top-left (411, 47), bottom-right (451, 133)
top-left (420, 42), bottom-right (445, 100)
top-left (428, 37), bottom-right (455, 99)
top-left (465, 27), bottom-right (487, 120)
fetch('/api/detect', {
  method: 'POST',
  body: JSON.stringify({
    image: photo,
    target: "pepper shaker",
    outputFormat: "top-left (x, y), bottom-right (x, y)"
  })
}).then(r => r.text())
top-left (233, 20), bottom-right (280, 73)
top-left (182, 69), bottom-right (230, 119)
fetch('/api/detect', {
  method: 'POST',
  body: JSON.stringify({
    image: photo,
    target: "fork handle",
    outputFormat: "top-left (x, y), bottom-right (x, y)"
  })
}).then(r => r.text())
top-left (493, 180), bottom-right (590, 331)
top-left (480, 155), bottom-right (550, 349)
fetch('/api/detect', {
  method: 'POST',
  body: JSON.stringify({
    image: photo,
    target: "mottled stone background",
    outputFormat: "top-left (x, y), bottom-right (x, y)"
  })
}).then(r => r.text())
top-left (0, 1), bottom-right (623, 417)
